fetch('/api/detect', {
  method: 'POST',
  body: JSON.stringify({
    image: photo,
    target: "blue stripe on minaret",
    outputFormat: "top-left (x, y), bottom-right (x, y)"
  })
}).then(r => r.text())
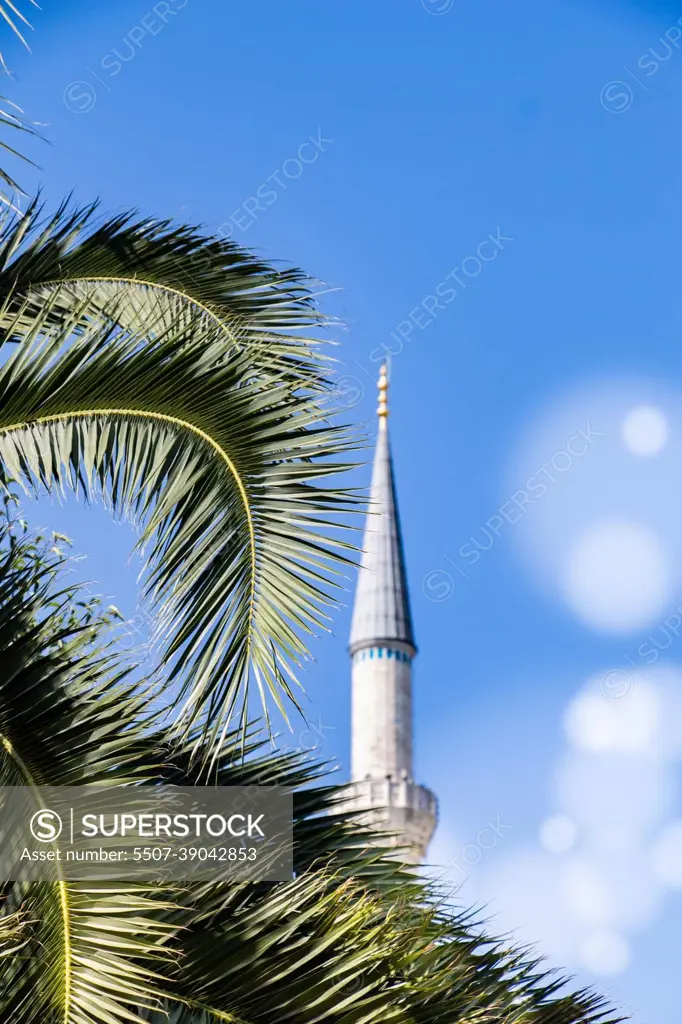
top-left (352, 647), bottom-right (412, 663)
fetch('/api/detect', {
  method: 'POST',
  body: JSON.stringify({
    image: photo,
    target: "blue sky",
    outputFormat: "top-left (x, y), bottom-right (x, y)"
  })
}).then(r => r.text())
top-left (6, 0), bottom-right (682, 1019)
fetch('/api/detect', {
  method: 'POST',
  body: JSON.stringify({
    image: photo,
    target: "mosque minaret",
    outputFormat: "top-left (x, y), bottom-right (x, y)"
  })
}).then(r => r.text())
top-left (345, 364), bottom-right (437, 863)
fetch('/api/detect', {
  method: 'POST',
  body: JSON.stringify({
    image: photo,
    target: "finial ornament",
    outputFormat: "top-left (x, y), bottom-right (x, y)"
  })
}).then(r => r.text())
top-left (377, 363), bottom-right (389, 419)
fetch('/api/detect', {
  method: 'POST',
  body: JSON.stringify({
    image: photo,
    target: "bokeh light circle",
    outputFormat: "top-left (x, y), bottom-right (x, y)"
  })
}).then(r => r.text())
top-left (561, 520), bottom-right (670, 633)
top-left (579, 930), bottom-right (630, 976)
top-left (622, 405), bottom-right (668, 457)
top-left (540, 815), bottom-right (577, 854)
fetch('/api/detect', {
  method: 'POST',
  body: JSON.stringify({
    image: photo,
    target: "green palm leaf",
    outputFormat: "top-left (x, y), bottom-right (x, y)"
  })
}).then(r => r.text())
top-left (152, 727), bottom-right (626, 1024)
top-left (0, 524), bottom-right (623, 1024)
top-left (0, 199), bottom-right (337, 384)
top-left (0, 518), bottom-right (180, 1023)
top-left (0, 286), bottom-right (358, 750)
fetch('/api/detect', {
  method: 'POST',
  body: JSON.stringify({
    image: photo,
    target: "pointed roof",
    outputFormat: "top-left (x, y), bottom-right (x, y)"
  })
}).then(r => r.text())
top-left (349, 365), bottom-right (416, 655)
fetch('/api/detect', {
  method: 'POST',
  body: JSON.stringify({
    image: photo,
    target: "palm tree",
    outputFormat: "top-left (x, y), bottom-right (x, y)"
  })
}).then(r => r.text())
top-left (0, 201), bottom-right (360, 759)
top-left (0, 517), bottom-right (622, 1024)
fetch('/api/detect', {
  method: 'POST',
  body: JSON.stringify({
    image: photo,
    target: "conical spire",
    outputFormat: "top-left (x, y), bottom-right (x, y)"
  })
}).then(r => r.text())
top-left (349, 365), bottom-right (416, 655)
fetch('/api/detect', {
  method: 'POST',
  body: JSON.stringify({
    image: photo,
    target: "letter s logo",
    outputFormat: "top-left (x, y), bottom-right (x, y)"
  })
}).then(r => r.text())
top-left (30, 809), bottom-right (63, 842)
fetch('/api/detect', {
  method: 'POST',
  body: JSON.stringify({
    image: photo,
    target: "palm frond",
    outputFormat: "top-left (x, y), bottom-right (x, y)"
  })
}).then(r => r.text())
top-left (0, 199), bottom-right (339, 385)
top-left (0, 286), bottom-right (359, 751)
top-left (0, 0), bottom-right (36, 58)
top-left (0, 526), bottom-right (624, 1024)
top-left (0, 905), bottom-right (27, 959)
top-left (153, 726), bottom-right (626, 1024)
top-left (0, 3), bottom-right (41, 202)
top-left (0, 94), bottom-right (37, 199)
top-left (0, 519), bottom-right (180, 1023)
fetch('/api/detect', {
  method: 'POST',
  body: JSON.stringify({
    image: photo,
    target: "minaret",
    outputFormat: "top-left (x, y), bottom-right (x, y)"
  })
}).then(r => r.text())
top-left (346, 364), bottom-right (437, 863)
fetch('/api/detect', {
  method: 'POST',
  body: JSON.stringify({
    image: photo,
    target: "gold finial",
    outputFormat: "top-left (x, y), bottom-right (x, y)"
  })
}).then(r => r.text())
top-left (377, 363), bottom-right (389, 419)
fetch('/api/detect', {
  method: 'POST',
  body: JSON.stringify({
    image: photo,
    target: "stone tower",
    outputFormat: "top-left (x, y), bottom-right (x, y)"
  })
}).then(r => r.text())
top-left (345, 364), bottom-right (437, 864)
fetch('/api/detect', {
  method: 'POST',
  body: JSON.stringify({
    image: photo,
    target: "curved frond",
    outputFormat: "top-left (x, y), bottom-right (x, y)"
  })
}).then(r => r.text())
top-left (0, 295), bottom-right (358, 748)
top-left (0, 519), bottom-right (178, 1024)
top-left (0, 526), bottom-right (623, 1024)
top-left (152, 728), bottom-right (626, 1024)
top-left (0, 199), bottom-right (338, 384)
